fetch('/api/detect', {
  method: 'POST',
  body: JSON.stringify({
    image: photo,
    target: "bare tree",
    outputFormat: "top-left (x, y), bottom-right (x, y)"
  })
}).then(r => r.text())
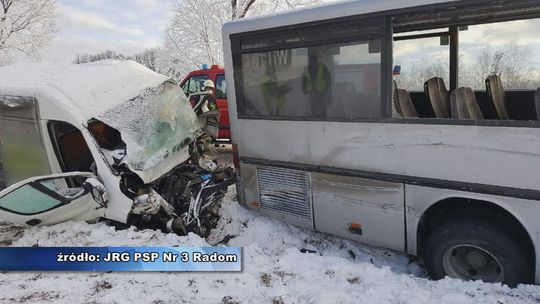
top-left (396, 43), bottom-right (540, 91)
top-left (471, 43), bottom-right (539, 89)
top-left (500, 43), bottom-right (536, 89)
top-left (0, 0), bottom-right (57, 65)
top-left (232, 0), bottom-right (320, 19)
top-left (396, 60), bottom-right (449, 91)
top-left (73, 50), bottom-right (122, 64)
top-left (133, 48), bottom-right (157, 72)
top-left (160, 0), bottom-right (322, 79)
top-left (231, 0), bottom-right (256, 19)
top-left (73, 48), bottom-right (159, 72)
top-left (471, 47), bottom-right (504, 88)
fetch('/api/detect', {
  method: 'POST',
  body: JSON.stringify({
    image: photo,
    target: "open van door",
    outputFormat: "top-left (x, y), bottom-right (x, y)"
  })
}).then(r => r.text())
top-left (0, 172), bottom-right (107, 226)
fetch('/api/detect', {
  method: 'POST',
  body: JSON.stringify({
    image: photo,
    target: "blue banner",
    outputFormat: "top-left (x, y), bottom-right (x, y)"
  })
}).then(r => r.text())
top-left (0, 247), bottom-right (241, 271)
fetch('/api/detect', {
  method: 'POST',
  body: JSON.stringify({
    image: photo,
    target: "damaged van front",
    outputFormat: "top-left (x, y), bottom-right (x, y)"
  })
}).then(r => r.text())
top-left (0, 61), bottom-right (234, 237)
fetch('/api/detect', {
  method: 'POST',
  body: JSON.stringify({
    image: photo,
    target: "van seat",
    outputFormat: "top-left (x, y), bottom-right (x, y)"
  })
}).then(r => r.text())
top-left (485, 75), bottom-right (509, 119)
top-left (58, 131), bottom-right (94, 172)
top-left (450, 87), bottom-right (484, 119)
top-left (393, 82), bottom-right (418, 118)
top-left (424, 77), bottom-right (450, 118)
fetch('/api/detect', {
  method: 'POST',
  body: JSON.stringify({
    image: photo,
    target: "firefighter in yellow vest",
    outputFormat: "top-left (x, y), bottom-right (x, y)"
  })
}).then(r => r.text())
top-left (302, 53), bottom-right (331, 118)
top-left (261, 65), bottom-right (291, 116)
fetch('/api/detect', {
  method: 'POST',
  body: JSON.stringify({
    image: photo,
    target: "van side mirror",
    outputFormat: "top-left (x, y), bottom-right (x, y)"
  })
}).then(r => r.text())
top-left (83, 178), bottom-right (109, 207)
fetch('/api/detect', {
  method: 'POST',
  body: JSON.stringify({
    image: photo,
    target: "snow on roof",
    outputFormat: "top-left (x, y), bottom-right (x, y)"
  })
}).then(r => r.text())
top-left (223, 0), bottom-right (458, 35)
top-left (0, 60), bottom-right (168, 123)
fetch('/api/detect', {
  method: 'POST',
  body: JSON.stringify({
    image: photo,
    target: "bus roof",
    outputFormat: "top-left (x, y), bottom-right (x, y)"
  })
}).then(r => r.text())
top-left (223, 0), bottom-right (458, 36)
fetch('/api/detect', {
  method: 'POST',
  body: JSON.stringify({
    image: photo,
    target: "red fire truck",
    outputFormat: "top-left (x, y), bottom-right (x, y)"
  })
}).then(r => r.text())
top-left (180, 64), bottom-right (230, 141)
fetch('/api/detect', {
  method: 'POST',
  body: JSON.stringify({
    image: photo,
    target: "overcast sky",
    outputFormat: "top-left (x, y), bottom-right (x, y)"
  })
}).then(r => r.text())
top-left (46, 0), bottom-right (174, 62)
top-left (45, 0), bottom-right (540, 84)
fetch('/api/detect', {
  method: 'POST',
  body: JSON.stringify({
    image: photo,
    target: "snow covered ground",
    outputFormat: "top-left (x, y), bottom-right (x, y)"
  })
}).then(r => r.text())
top-left (0, 154), bottom-right (540, 303)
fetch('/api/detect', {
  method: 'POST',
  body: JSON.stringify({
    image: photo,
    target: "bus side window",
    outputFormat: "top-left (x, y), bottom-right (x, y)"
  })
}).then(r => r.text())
top-left (239, 42), bottom-right (382, 119)
top-left (393, 33), bottom-right (449, 118)
top-left (235, 18), bottom-right (384, 120)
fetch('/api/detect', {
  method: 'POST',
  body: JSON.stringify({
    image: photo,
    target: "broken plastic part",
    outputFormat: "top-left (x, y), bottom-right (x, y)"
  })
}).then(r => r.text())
top-left (122, 135), bottom-right (236, 237)
top-left (199, 158), bottom-right (218, 172)
top-left (131, 190), bottom-right (169, 215)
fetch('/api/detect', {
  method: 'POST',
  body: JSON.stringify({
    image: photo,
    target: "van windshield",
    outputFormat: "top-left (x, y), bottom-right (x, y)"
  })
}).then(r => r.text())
top-left (95, 81), bottom-right (201, 173)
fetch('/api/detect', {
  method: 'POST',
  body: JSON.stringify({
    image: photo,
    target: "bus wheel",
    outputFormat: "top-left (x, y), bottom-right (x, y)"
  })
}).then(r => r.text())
top-left (422, 217), bottom-right (533, 287)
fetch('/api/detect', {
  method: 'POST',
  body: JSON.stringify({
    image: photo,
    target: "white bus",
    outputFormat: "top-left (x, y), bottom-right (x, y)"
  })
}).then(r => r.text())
top-left (223, 0), bottom-right (540, 286)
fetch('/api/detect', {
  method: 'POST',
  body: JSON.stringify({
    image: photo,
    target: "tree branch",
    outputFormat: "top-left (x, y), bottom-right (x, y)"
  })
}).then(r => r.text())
top-left (239, 0), bottom-right (257, 18)
top-left (0, 0), bottom-right (57, 63)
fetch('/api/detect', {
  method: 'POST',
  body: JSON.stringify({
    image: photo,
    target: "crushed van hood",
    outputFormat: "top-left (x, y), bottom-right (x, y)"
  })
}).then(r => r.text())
top-left (95, 81), bottom-right (202, 184)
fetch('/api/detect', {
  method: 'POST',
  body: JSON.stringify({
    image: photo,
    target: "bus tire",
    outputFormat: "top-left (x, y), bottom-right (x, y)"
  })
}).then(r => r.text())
top-left (422, 217), bottom-right (533, 287)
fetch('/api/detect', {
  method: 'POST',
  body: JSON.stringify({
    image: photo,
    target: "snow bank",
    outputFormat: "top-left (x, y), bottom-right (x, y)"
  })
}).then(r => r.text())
top-left (0, 189), bottom-right (539, 303)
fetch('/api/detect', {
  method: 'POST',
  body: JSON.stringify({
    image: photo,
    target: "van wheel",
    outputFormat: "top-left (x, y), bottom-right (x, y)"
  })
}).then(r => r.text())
top-left (422, 217), bottom-right (533, 287)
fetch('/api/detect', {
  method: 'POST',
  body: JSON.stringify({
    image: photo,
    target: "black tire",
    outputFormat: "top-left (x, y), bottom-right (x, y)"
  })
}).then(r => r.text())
top-left (423, 217), bottom-right (534, 287)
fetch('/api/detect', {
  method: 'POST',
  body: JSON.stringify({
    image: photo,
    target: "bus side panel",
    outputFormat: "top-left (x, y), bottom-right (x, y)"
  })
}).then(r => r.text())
top-left (240, 163), bottom-right (315, 230)
top-left (237, 163), bottom-right (259, 207)
top-left (405, 185), bottom-right (540, 283)
top-left (240, 161), bottom-right (406, 250)
top-left (231, 120), bottom-right (540, 193)
top-left (312, 172), bottom-right (405, 251)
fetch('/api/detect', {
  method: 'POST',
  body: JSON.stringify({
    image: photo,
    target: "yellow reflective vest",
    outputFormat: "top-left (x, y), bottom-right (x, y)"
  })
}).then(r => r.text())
top-left (261, 75), bottom-right (285, 109)
top-left (304, 64), bottom-right (328, 94)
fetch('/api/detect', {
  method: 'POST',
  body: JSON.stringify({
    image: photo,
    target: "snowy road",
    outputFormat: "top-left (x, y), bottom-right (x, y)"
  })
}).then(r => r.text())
top-left (0, 154), bottom-right (539, 303)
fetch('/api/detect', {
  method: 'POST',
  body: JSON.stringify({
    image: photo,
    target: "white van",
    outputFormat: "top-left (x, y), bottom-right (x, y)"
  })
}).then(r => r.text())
top-left (0, 60), bottom-right (234, 237)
